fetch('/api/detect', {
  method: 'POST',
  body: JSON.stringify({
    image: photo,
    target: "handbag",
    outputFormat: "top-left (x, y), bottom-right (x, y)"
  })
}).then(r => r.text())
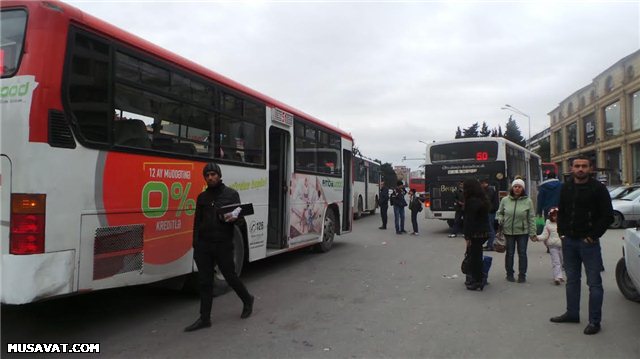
top-left (461, 251), bottom-right (470, 274)
top-left (494, 230), bottom-right (506, 253)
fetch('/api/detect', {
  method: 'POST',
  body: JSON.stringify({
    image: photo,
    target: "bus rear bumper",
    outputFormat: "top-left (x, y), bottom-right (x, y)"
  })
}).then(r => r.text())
top-left (1, 250), bottom-right (75, 304)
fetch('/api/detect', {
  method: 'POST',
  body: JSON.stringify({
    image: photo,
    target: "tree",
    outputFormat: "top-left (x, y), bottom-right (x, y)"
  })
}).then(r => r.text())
top-left (497, 125), bottom-right (503, 137)
top-left (534, 138), bottom-right (551, 162)
top-left (455, 126), bottom-right (462, 139)
top-left (463, 122), bottom-right (479, 138)
top-left (480, 121), bottom-right (491, 137)
top-left (380, 162), bottom-right (397, 186)
top-left (503, 116), bottom-right (525, 147)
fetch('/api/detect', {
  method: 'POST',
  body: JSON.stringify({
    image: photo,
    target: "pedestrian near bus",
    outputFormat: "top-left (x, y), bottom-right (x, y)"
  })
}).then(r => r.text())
top-left (537, 172), bottom-right (562, 219)
top-left (481, 178), bottom-right (499, 251)
top-left (496, 178), bottom-right (536, 283)
top-left (551, 155), bottom-right (613, 335)
top-left (378, 180), bottom-right (389, 230)
top-left (462, 178), bottom-right (490, 290)
top-left (390, 180), bottom-right (408, 234)
top-left (184, 162), bottom-right (254, 332)
top-left (408, 188), bottom-right (422, 235)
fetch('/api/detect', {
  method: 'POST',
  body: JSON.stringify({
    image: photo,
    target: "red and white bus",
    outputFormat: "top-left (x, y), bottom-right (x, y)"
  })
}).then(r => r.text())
top-left (0, 1), bottom-right (354, 304)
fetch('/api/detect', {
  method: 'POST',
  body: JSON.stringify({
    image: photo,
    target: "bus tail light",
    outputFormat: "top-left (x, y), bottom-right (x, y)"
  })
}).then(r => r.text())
top-left (10, 194), bottom-right (46, 254)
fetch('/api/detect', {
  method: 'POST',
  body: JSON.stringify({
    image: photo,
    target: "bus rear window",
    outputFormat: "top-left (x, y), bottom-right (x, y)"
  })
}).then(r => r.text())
top-left (1, 9), bottom-right (27, 77)
top-left (430, 142), bottom-right (498, 162)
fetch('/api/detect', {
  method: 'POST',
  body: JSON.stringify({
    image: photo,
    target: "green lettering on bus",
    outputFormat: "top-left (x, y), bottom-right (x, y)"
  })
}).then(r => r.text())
top-left (142, 181), bottom-right (169, 218)
top-left (0, 82), bottom-right (30, 98)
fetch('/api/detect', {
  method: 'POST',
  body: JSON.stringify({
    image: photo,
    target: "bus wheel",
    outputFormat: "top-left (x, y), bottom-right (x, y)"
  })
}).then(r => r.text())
top-left (315, 210), bottom-right (336, 253)
top-left (212, 226), bottom-right (246, 296)
top-left (369, 196), bottom-right (378, 214)
top-left (354, 196), bottom-right (363, 219)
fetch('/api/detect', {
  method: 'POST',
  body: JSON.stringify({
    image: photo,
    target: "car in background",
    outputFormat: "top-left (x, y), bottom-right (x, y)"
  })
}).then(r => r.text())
top-left (611, 190), bottom-right (640, 228)
top-left (609, 184), bottom-right (640, 200)
top-left (617, 229), bottom-right (640, 302)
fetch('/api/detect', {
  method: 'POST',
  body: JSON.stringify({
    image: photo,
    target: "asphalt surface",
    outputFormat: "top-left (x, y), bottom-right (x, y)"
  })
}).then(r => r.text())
top-left (2, 210), bottom-right (640, 358)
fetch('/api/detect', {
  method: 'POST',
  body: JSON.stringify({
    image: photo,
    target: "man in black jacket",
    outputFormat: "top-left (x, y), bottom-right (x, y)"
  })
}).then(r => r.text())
top-left (378, 180), bottom-right (389, 229)
top-left (551, 156), bottom-right (613, 335)
top-left (481, 179), bottom-right (499, 250)
top-left (185, 162), bottom-right (254, 332)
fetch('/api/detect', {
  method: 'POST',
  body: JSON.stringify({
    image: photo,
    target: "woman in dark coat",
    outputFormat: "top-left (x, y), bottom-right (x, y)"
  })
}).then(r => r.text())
top-left (463, 178), bottom-right (491, 290)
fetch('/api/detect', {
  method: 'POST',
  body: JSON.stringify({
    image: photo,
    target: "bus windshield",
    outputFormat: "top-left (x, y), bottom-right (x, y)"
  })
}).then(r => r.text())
top-left (0, 9), bottom-right (27, 77)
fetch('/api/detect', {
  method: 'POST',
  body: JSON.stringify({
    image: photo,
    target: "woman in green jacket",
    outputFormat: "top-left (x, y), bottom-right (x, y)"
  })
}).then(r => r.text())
top-left (497, 179), bottom-right (537, 283)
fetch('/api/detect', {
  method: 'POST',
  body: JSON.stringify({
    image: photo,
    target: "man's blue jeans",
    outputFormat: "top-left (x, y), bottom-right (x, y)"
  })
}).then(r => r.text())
top-left (563, 236), bottom-right (603, 324)
top-left (505, 234), bottom-right (528, 278)
top-left (393, 206), bottom-right (405, 233)
top-left (486, 213), bottom-right (496, 248)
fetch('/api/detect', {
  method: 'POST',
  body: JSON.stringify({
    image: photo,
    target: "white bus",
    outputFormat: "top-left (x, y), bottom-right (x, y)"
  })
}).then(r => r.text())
top-left (353, 155), bottom-right (381, 218)
top-left (423, 137), bottom-right (542, 226)
top-left (0, 1), bottom-right (354, 304)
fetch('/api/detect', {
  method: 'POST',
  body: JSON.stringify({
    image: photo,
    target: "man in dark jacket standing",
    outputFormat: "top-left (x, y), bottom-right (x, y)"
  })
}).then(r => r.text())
top-left (551, 156), bottom-right (613, 335)
top-left (537, 172), bottom-right (562, 219)
top-left (390, 180), bottom-right (408, 234)
top-left (185, 162), bottom-right (254, 332)
top-left (378, 180), bottom-right (389, 230)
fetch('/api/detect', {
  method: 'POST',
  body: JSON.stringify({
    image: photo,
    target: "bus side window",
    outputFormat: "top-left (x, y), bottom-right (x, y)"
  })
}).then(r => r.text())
top-left (114, 119), bottom-right (151, 148)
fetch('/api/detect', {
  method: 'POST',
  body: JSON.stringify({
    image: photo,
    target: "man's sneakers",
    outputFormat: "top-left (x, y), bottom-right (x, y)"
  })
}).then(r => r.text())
top-left (184, 317), bottom-right (212, 332)
top-left (448, 234), bottom-right (457, 238)
top-left (549, 313), bottom-right (580, 323)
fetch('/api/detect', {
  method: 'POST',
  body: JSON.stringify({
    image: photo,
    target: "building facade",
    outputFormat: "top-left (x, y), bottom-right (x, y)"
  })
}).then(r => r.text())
top-left (549, 49), bottom-right (640, 185)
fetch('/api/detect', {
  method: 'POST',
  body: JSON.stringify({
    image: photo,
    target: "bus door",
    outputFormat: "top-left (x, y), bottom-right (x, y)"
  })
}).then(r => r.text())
top-left (267, 127), bottom-right (289, 249)
top-left (342, 149), bottom-right (352, 232)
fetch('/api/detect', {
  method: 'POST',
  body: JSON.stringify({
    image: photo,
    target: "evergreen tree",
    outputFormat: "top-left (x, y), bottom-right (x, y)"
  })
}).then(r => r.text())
top-left (491, 128), bottom-right (498, 137)
top-left (380, 163), bottom-right (397, 186)
top-left (503, 115), bottom-right (526, 147)
top-left (480, 121), bottom-right (491, 137)
top-left (497, 125), bottom-right (503, 137)
top-left (455, 126), bottom-right (462, 139)
top-left (463, 122), bottom-right (479, 138)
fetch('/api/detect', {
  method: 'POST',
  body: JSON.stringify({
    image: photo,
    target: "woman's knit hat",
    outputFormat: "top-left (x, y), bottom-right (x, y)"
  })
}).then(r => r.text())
top-left (511, 178), bottom-right (525, 189)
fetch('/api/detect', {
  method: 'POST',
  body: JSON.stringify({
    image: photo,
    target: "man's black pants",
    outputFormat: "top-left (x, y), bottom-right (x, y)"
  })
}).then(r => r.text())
top-left (194, 241), bottom-right (251, 319)
top-left (380, 204), bottom-right (388, 228)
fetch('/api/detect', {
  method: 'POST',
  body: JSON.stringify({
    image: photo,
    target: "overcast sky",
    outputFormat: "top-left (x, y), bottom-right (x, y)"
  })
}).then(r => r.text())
top-left (68, 0), bottom-right (640, 170)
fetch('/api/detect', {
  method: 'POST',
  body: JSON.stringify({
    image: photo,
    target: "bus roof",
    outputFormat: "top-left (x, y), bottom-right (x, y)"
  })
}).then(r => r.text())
top-left (4, 0), bottom-right (352, 141)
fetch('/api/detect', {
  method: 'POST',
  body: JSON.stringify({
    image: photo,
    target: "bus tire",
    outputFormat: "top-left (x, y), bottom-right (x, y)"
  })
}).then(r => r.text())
top-left (315, 209), bottom-right (336, 253)
top-left (212, 226), bottom-right (246, 296)
top-left (611, 211), bottom-right (625, 229)
top-left (355, 196), bottom-right (363, 219)
top-left (615, 257), bottom-right (640, 302)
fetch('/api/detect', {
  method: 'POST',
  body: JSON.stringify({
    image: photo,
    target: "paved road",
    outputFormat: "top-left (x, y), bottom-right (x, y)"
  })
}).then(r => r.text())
top-left (2, 211), bottom-right (640, 358)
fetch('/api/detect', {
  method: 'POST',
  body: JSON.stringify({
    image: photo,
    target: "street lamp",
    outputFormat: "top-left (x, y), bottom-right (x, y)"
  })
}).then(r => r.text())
top-left (501, 104), bottom-right (531, 149)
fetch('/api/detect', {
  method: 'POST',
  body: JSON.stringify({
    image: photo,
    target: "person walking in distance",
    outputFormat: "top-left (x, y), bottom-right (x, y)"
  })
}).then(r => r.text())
top-left (481, 178), bottom-right (499, 251)
top-left (462, 179), bottom-right (490, 290)
top-left (408, 188), bottom-right (422, 235)
top-left (185, 162), bottom-right (254, 332)
top-left (551, 156), bottom-right (613, 335)
top-left (497, 179), bottom-right (536, 283)
top-left (390, 180), bottom-right (408, 234)
top-left (378, 180), bottom-right (390, 230)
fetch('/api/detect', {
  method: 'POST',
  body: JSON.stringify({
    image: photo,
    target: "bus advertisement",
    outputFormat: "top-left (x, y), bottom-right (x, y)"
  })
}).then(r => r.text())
top-left (0, 1), bottom-right (354, 304)
top-left (423, 138), bottom-right (542, 226)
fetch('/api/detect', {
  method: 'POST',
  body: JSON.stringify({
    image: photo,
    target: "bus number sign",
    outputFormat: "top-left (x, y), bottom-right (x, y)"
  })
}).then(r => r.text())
top-left (476, 151), bottom-right (489, 161)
